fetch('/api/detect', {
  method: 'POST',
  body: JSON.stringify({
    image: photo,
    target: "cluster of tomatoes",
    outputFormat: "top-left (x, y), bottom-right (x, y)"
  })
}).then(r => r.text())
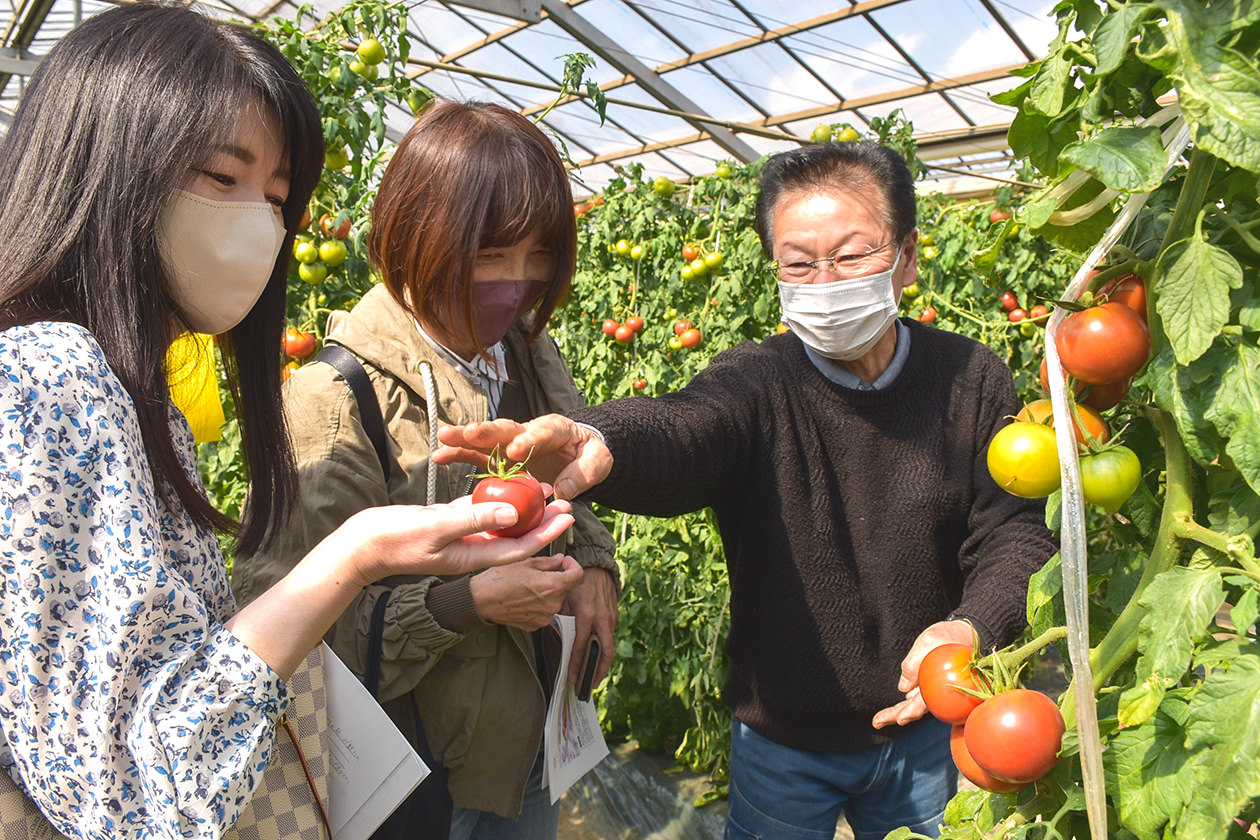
top-left (986, 273), bottom-right (1150, 512)
top-left (809, 123), bottom-right (861, 144)
top-left (919, 643), bottom-right (1066, 793)
top-left (999, 290), bottom-right (1050, 334)
top-left (601, 315), bottom-right (644, 344)
top-left (292, 211), bottom-right (352, 286)
top-left (573, 195), bottom-right (605, 218)
top-left (678, 241), bottom-right (725, 282)
top-left (612, 238), bottom-right (648, 262)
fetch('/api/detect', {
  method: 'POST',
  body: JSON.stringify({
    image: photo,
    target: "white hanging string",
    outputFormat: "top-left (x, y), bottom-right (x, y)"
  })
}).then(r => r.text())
top-left (1042, 105), bottom-right (1191, 840)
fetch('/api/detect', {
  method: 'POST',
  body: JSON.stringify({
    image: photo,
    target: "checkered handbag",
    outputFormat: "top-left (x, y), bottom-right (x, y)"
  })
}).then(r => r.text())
top-left (0, 644), bottom-right (332, 840)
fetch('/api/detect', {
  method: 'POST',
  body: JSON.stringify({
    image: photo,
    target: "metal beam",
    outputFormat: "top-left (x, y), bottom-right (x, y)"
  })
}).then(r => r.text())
top-left (443, 0), bottom-right (541, 22)
top-left (0, 47), bottom-right (41, 75)
top-left (537, 0), bottom-right (761, 163)
top-left (0, 0), bottom-right (57, 97)
top-left (523, 0), bottom-right (912, 116)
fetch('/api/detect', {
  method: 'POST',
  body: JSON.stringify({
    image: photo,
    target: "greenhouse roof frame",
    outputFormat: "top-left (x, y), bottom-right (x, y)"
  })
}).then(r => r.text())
top-left (0, 0), bottom-right (1060, 198)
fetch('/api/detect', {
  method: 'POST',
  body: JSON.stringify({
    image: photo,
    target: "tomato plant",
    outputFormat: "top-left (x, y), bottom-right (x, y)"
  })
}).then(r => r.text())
top-left (919, 644), bottom-right (987, 725)
top-left (963, 689), bottom-right (1065, 784)
top-left (986, 420), bottom-right (1060, 498)
top-left (1056, 302), bottom-right (1150, 384)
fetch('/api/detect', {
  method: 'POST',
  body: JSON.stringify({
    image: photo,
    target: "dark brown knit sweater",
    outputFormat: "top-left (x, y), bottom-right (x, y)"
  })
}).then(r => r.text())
top-left (571, 319), bottom-right (1058, 752)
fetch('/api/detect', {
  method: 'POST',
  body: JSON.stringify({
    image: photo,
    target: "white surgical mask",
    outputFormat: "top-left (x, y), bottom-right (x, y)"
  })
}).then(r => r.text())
top-left (158, 190), bottom-right (286, 335)
top-left (777, 246), bottom-right (903, 361)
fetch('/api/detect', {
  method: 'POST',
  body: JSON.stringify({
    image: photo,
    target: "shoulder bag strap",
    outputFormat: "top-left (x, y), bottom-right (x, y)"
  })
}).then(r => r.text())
top-left (316, 344), bottom-right (392, 484)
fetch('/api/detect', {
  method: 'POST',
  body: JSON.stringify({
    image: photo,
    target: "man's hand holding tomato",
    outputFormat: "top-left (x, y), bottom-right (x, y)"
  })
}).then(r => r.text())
top-left (871, 619), bottom-right (977, 730)
top-left (435, 414), bottom-right (613, 502)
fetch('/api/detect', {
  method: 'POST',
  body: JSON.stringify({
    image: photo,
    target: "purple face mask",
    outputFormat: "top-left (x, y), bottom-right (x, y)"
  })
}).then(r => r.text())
top-left (471, 278), bottom-right (550, 349)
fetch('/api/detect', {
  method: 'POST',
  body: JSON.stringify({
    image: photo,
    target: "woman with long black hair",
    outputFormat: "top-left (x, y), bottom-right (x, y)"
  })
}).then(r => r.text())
top-left (0, 6), bottom-right (573, 838)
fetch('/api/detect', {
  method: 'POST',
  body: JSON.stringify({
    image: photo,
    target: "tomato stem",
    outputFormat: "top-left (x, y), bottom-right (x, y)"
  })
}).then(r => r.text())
top-left (1062, 408), bottom-right (1192, 722)
top-left (1173, 517), bottom-right (1260, 576)
top-left (986, 626), bottom-right (1069, 685)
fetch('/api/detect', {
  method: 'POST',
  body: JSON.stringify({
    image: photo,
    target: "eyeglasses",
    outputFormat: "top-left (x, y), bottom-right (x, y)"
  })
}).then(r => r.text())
top-left (769, 240), bottom-right (896, 283)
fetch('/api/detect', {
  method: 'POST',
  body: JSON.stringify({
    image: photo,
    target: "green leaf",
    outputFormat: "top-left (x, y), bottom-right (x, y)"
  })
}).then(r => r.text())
top-left (1060, 125), bottom-right (1167, 192)
top-left (1105, 695), bottom-right (1194, 840)
top-left (1231, 587), bottom-right (1258, 639)
top-left (1092, 4), bottom-right (1155, 74)
top-left (1123, 567), bottom-right (1223, 727)
top-left (1163, 3), bottom-right (1260, 173)
top-left (1179, 650), bottom-right (1260, 839)
top-left (1028, 48), bottom-right (1074, 118)
top-left (1141, 346), bottom-right (1225, 468)
top-left (1153, 235), bottom-right (1243, 364)
top-left (1203, 339), bottom-right (1260, 497)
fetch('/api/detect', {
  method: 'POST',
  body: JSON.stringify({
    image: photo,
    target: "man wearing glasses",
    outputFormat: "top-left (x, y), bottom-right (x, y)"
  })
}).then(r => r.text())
top-left (436, 141), bottom-right (1057, 840)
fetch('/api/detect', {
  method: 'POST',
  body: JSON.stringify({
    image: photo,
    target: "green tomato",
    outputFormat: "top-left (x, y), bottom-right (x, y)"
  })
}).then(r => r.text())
top-left (809, 124), bottom-right (832, 144)
top-left (680, 265), bottom-right (694, 281)
top-left (901, 283), bottom-right (920, 301)
top-left (1079, 446), bottom-right (1141, 512)
top-left (298, 260), bottom-right (327, 285)
top-left (921, 245), bottom-right (939, 261)
top-left (630, 244), bottom-right (646, 261)
top-left (664, 307), bottom-right (677, 320)
top-left (715, 163), bottom-right (732, 179)
top-left (704, 251), bottom-right (724, 270)
top-left (1019, 321), bottom-right (1038, 338)
top-left (652, 176), bottom-right (676, 198)
top-left (689, 257), bottom-right (708, 277)
top-left (293, 240), bottom-right (319, 264)
top-left (668, 335), bottom-right (683, 350)
top-left (919, 231), bottom-right (935, 247)
top-left (614, 239), bottom-right (631, 256)
top-left (318, 239), bottom-right (348, 267)
top-left (356, 38), bottom-right (386, 66)
top-left (325, 146), bottom-right (351, 170)
top-left (835, 126), bottom-right (860, 142)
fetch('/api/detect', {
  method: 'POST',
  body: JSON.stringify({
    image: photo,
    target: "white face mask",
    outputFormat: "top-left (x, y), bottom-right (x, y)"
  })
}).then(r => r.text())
top-left (777, 246), bottom-right (903, 361)
top-left (158, 190), bottom-right (286, 335)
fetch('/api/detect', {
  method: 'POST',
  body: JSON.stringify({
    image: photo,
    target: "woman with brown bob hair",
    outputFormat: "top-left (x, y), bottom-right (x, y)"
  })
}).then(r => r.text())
top-left (233, 100), bottom-right (619, 840)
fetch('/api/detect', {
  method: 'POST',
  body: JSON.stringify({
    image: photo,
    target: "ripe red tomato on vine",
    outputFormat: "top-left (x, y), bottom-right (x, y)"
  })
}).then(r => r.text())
top-left (950, 726), bottom-right (1025, 793)
top-left (1098, 273), bottom-right (1147, 320)
top-left (963, 689), bottom-right (1065, 784)
top-left (918, 644), bottom-right (987, 725)
top-left (283, 327), bottom-right (317, 360)
top-left (1055, 302), bottom-right (1150, 385)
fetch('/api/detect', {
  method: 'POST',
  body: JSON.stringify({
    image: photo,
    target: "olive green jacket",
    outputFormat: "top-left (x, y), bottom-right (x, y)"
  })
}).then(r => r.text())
top-left (231, 284), bottom-right (617, 817)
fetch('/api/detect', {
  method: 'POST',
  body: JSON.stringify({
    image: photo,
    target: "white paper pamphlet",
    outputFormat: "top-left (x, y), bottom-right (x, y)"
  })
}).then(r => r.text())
top-left (541, 614), bottom-right (609, 804)
top-left (322, 642), bottom-right (430, 840)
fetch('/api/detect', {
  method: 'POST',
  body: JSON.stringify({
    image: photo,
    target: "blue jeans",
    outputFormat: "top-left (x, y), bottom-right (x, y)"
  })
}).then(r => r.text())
top-left (724, 716), bottom-right (955, 840)
top-left (449, 748), bottom-right (559, 840)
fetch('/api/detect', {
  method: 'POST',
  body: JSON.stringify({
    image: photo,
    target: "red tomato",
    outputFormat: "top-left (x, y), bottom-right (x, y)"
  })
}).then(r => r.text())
top-left (1029, 304), bottom-right (1050, 321)
top-left (601, 319), bottom-right (619, 336)
top-left (614, 324), bottom-right (636, 344)
top-left (950, 725), bottom-right (1025, 793)
top-left (918, 306), bottom-right (937, 323)
top-left (964, 689), bottom-right (1065, 783)
top-left (999, 291), bottom-right (1019, 312)
top-left (990, 208), bottom-right (1011, 223)
top-left (633, 378), bottom-right (647, 390)
top-left (283, 327), bottom-right (317, 360)
top-left (681, 243), bottom-right (700, 262)
top-left (679, 328), bottom-right (702, 348)
top-left (1055, 302), bottom-right (1150, 385)
top-left (625, 316), bottom-right (645, 333)
top-left (1038, 358), bottom-right (1129, 411)
top-left (918, 644), bottom-right (986, 725)
top-left (1098, 273), bottom-right (1147, 320)
top-left (574, 204), bottom-right (588, 217)
top-left (1008, 308), bottom-right (1028, 323)
top-left (471, 473), bottom-right (545, 538)
top-left (319, 212), bottom-right (352, 240)
top-left (674, 319), bottom-right (695, 336)
top-left (1016, 399), bottom-right (1110, 449)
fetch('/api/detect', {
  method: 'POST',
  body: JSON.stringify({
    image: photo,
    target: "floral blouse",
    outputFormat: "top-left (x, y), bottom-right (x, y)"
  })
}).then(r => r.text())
top-left (0, 322), bottom-right (290, 839)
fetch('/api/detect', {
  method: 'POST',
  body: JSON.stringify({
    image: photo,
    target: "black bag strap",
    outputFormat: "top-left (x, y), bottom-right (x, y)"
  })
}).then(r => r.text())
top-left (316, 344), bottom-right (391, 484)
top-left (366, 588), bottom-right (391, 697)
